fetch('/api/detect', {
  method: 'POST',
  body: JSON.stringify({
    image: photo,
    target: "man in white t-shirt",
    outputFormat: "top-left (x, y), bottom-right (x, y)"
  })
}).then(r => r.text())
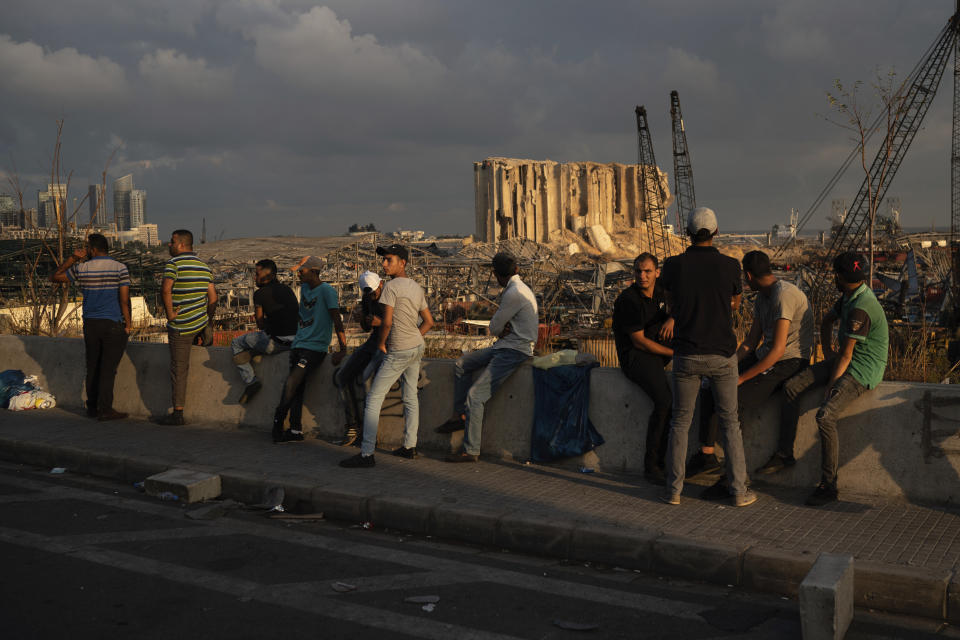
top-left (340, 244), bottom-right (434, 468)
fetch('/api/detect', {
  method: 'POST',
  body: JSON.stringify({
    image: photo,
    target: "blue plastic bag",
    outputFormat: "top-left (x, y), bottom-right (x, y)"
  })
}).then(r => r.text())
top-left (0, 369), bottom-right (36, 409)
top-left (530, 363), bottom-right (604, 462)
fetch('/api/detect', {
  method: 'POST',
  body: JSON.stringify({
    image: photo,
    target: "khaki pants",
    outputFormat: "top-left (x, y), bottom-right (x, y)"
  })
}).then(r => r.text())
top-left (168, 325), bottom-right (212, 408)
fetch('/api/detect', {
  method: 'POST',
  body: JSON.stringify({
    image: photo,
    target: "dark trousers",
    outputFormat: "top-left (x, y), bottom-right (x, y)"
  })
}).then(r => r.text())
top-left (620, 350), bottom-right (671, 471)
top-left (83, 319), bottom-right (128, 414)
top-left (335, 345), bottom-right (376, 427)
top-left (274, 348), bottom-right (327, 429)
top-left (168, 325), bottom-right (212, 409)
top-left (782, 358), bottom-right (867, 485)
top-left (698, 354), bottom-right (807, 448)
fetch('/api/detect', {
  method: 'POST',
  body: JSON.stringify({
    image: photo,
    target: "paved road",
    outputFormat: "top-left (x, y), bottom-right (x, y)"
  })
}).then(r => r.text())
top-left (0, 461), bottom-right (956, 639)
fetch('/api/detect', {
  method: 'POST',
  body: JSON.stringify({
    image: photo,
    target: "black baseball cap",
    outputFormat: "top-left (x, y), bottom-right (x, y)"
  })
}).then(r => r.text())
top-left (833, 251), bottom-right (867, 283)
top-left (376, 244), bottom-right (409, 261)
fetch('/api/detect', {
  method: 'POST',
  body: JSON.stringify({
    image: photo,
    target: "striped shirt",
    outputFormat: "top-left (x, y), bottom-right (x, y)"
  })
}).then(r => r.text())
top-left (67, 256), bottom-right (130, 322)
top-left (163, 252), bottom-right (213, 335)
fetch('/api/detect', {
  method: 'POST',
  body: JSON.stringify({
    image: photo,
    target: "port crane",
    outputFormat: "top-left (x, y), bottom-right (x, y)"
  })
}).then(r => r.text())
top-left (670, 91), bottom-right (697, 235)
top-left (635, 105), bottom-right (675, 260)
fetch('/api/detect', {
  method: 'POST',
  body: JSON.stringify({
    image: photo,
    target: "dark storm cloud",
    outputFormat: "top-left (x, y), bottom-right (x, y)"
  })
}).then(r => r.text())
top-left (0, 0), bottom-right (954, 237)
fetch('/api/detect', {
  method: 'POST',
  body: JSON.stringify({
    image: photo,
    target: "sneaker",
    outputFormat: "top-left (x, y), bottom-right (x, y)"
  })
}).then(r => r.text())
top-left (238, 380), bottom-right (262, 404)
top-left (98, 410), bottom-right (128, 422)
top-left (435, 416), bottom-right (466, 434)
top-left (805, 482), bottom-right (838, 506)
top-left (701, 478), bottom-right (731, 501)
top-left (734, 490), bottom-right (759, 507)
top-left (445, 452), bottom-right (479, 463)
top-left (659, 492), bottom-right (681, 505)
top-left (340, 453), bottom-right (375, 468)
top-left (644, 466), bottom-right (666, 486)
top-left (337, 427), bottom-right (359, 447)
top-left (755, 452), bottom-right (796, 475)
top-left (274, 430), bottom-right (304, 444)
top-left (686, 451), bottom-right (721, 478)
top-left (392, 446), bottom-right (418, 459)
top-left (155, 411), bottom-right (185, 426)
top-left (86, 405), bottom-right (98, 418)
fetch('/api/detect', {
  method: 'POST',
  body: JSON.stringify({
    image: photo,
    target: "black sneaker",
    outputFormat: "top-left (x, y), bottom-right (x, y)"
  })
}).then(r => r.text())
top-left (686, 451), bottom-right (721, 478)
top-left (392, 446), bottom-right (418, 459)
top-left (805, 482), bottom-right (838, 506)
top-left (340, 453), bottom-right (375, 468)
top-left (644, 466), bottom-right (666, 486)
top-left (755, 452), bottom-right (796, 475)
top-left (155, 411), bottom-right (185, 426)
top-left (238, 380), bottom-right (262, 404)
top-left (274, 430), bottom-right (305, 444)
top-left (701, 478), bottom-right (731, 501)
top-left (435, 417), bottom-right (466, 434)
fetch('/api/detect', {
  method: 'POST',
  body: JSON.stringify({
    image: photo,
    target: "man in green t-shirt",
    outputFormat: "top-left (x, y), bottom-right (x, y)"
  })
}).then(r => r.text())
top-left (779, 251), bottom-right (888, 506)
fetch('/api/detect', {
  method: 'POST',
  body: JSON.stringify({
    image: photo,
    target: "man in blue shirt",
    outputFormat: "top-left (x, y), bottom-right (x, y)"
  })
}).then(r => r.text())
top-left (50, 233), bottom-right (131, 421)
top-left (272, 256), bottom-right (346, 443)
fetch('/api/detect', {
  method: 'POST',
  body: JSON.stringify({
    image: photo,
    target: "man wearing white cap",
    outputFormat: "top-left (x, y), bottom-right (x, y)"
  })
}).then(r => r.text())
top-left (658, 207), bottom-right (757, 507)
top-left (333, 270), bottom-right (386, 446)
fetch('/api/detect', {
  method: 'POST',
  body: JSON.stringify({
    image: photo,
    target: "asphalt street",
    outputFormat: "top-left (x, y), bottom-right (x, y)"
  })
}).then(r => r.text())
top-left (0, 460), bottom-right (957, 639)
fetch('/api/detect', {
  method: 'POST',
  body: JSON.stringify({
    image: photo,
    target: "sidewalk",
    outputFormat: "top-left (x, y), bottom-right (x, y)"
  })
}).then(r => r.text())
top-left (3, 408), bottom-right (960, 621)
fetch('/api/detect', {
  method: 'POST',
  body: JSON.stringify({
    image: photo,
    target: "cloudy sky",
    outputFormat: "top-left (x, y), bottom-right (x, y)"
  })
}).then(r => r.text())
top-left (0, 0), bottom-right (955, 238)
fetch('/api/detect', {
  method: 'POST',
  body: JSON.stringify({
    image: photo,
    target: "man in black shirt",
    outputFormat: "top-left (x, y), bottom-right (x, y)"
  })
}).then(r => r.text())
top-left (612, 252), bottom-right (674, 485)
top-left (333, 271), bottom-right (386, 446)
top-left (658, 207), bottom-right (757, 507)
top-left (231, 259), bottom-right (299, 404)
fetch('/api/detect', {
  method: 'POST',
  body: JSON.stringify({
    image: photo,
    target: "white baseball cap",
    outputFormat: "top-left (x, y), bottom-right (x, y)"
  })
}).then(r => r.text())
top-left (686, 206), bottom-right (718, 235)
top-left (358, 270), bottom-right (382, 291)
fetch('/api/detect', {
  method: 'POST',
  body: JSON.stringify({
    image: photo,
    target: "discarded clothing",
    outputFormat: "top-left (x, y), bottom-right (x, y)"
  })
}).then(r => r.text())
top-left (530, 363), bottom-right (604, 462)
top-left (8, 390), bottom-right (56, 411)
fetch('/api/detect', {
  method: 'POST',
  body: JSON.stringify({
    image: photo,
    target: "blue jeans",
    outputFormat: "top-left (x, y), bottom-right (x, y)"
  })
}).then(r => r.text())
top-left (667, 353), bottom-right (749, 497)
top-left (361, 344), bottom-right (424, 456)
top-left (454, 346), bottom-right (530, 456)
top-left (231, 331), bottom-right (289, 385)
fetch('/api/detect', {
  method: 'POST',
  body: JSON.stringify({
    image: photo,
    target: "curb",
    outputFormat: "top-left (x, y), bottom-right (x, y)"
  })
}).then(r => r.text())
top-left (0, 437), bottom-right (954, 622)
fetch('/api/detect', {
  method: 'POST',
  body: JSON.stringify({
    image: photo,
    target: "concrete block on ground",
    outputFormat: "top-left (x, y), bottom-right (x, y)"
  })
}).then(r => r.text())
top-left (854, 560), bottom-right (948, 619)
top-left (570, 523), bottom-right (659, 571)
top-left (429, 505), bottom-right (500, 546)
top-left (652, 535), bottom-right (745, 586)
top-left (496, 513), bottom-right (573, 558)
top-left (145, 468), bottom-right (221, 503)
top-left (799, 553), bottom-right (853, 640)
top-left (367, 496), bottom-right (434, 534)
top-left (744, 547), bottom-right (817, 597)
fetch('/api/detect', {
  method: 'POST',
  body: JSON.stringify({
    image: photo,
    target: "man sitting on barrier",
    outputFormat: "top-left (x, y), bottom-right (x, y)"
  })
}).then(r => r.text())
top-left (436, 251), bottom-right (539, 463)
top-left (333, 270), bottom-right (386, 446)
top-left (776, 251), bottom-right (888, 506)
top-left (231, 259), bottom-right (299, 405)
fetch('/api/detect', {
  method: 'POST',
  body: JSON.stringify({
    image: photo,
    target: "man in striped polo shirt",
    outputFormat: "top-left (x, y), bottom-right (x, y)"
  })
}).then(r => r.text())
top-left (158, 229), bottom-right (217, 425)
top-left (50, 233), bottom-right (131, 421)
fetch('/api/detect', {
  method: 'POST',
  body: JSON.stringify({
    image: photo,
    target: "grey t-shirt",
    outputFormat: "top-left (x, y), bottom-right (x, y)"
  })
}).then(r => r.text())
top-left (380, 276), bottom-right (428, 352)
top-left (753, 280), bottom-right (814, 362)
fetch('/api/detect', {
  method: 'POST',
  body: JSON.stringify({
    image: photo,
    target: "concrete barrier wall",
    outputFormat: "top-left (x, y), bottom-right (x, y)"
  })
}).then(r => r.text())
top-left (3, 334), bottom-right (960, 504)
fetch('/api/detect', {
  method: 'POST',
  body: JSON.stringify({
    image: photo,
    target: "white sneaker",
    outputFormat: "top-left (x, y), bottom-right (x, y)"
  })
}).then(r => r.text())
top-left (734, 490), bottom-right (758, 507)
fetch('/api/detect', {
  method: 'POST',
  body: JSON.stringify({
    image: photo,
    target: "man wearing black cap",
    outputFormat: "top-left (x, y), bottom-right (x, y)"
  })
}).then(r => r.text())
top-left (777, 251), bottom-right (888, 506)
top-left (658, 207), bottom-right (757, 507)
top-left (437, 252), bottom-right (538, 462)
top-left (340, 244), bottom-right (434, 468)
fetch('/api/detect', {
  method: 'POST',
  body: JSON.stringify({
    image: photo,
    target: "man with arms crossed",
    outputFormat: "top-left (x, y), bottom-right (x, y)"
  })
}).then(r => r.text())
top-left (437, 252), bottom-right (538, 463)
top-left (340, 244), bottom-right (434, 467)
top-left (658, 207), bottom-right (757, 507)
top-left (231, 259), bottom-right (299, 404)
top-left (50, 233), bottom-right (131, 421)
top-left (775, 252), bottom-right (888, 506)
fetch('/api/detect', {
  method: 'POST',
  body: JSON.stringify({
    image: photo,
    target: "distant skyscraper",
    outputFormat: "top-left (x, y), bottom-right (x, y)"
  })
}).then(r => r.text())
top-left (113, 174), bottom-right (133, 230)
top-left (129, 189), bottom-right (146, 229)
top-left (37, 184), bottom-right (66, 228)
top-left (88, 184), bottom-right (106, 227)
top-left (0, 193), bottom-right (17, 227)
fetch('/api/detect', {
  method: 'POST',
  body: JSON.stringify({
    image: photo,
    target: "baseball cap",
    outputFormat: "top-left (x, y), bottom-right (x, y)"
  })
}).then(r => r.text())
top-left (833, 251), bottom-right (867, 282)
top-left (294, 255), bottom-right (323, 272)
top-left (358, 270), bottom-right (381, 291)
top-left (376, 244), bottom-right (409, 261)
top-left (491, 252), bottom-right (517, 277)
top-left (686, 206), bottom-right (718, 236)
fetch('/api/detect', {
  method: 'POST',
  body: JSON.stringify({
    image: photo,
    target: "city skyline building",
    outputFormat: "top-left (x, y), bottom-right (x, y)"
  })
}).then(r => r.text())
top-left (113, 174), bottom-right (133, 230)
top-left (129, 189), bottom-right (146, 229)
top-left (0, 193), bottom-right (17, 227)
top-left (37, 184), bottom-right (66, 228)
top-left (88, 184), bottom-right (106, 227)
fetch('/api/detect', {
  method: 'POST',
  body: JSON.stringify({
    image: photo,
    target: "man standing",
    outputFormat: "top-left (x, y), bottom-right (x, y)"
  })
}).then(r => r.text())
top-left (658, 207), bottom-right (757, 507)
top-left (776, 252), bottom-right (888, 506)
top-left (610, 252), bottom-right (673, 484)
top-left (333, 270), bottom-right (386, 446)
top-left (273, 256), bottom-right (346, 443)
top-left (340, 244), bottom-right (434, 467)
top-left (696, 250), bottom-right (814, 498)
top-left (50, 233), bottom-right (131, 421)
top-left (231, 259), bottom-right (299, 404)
top-left (158, 229), bottom-right (216, 426)
top-left (438, 252), bottom-right (538, 463)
